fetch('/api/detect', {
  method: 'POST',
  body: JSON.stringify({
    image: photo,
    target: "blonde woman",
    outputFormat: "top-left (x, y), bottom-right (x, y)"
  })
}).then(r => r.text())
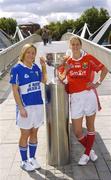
top-left (10, 44), bottom-right (47, 171)
top-left (58, 36), bottom-right (108, 165)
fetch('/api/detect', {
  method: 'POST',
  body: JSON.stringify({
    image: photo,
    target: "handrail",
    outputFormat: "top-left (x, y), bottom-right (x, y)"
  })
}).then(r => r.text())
top-left (0, 34), bottom-right (42, 75)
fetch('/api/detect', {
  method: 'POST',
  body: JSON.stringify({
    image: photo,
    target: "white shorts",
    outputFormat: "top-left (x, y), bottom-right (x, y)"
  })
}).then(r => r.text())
top-left (17, 105), bottom-right (44, 129)
top-left (70, 90), bottom-right (98, 119)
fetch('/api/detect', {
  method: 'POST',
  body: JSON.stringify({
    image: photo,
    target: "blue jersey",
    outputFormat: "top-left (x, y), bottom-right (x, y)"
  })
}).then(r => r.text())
top-left (10, 62), bottom-right (43, 106)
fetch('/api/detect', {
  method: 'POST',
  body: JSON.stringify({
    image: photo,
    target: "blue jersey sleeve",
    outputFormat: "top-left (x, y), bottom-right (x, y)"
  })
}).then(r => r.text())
top-left (10, 66), bottom-right (19, 85)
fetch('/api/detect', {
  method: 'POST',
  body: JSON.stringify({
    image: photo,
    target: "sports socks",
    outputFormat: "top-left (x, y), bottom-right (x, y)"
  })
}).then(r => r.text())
top-left (78, 135), bottom-right (87, 148)
top-left (19, 146), bottom-right (28, 161)
top-left (29, 142), bottom-right (37, 158)
top-left (78, 131), bottom-right (95, 156)
top-left (85, 131), bottom-right (95, 156)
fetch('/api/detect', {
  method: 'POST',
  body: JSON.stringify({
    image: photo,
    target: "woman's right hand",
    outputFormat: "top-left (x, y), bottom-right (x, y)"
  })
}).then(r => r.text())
top-left (58, 69), bottom-right (67, 81)
top-left (63, 55), bottom-right (69, 64)
top-left (19, 107), bottom-right (28, 118)
top-left (40, 56), bottom-right (46, 66)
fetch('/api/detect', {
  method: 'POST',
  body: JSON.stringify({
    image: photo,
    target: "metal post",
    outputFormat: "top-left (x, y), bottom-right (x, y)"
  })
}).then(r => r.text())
top-left (45, 53), bottom-right (70, 166)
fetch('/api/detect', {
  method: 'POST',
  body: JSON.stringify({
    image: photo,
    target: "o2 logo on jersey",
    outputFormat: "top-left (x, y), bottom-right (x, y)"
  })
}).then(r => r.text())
top-left (24, 74), bottom-right (30, 78)
top-left (82, 62), bottom-right (88, 69)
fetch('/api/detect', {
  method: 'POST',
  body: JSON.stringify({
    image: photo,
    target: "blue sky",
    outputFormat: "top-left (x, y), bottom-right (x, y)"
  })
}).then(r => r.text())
top-left (0, 0), bottom-right (111, 26)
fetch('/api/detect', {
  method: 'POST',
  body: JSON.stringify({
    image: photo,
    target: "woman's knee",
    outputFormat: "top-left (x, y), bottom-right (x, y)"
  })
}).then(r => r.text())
top-left (20, 129), bottom-right (30, 141)
top-left (72, 119), bottom-right (83, 138)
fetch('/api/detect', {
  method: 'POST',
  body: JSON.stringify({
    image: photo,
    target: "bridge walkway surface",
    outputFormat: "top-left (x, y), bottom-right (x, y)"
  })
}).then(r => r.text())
top-left (0, 41), bottom-right (111, 180)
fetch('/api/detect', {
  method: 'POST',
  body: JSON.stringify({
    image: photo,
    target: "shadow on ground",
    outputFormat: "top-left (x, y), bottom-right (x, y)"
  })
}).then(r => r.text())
top-left (26, 125), bottom-right (111, 180)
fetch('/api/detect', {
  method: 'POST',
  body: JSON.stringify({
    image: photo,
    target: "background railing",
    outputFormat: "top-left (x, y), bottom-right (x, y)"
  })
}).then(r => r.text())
top-left (1, 32), bottom-right (111, 76)
top-left (0, 34), bottom-right (42, 75)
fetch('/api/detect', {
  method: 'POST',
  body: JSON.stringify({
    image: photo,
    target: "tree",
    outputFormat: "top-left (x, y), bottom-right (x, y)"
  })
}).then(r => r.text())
top-left (61, 20), bottom-right (75, 34)
top-left (74, 18), bottom-right (84, 34)
top-left (38, 7), bottom-right (110, 40)
top-left (44, 21), bottom-right (62, 40)
top-left (0, 17), bottom-right (17, 35)
top-left (80, 7), bottom-right (109, 33)
top-left (98, 8), bottom-right (110, 27)
top-left (41, 20), bottom-right (75, 40)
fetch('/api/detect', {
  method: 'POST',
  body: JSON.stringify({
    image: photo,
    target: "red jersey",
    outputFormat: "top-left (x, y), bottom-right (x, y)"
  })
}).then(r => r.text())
top-left (59, 53), bottom-right (104, 94)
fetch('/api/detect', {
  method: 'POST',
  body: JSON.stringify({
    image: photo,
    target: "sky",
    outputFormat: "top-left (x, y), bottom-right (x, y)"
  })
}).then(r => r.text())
top-left (0, 0), bottom-right (111, 27)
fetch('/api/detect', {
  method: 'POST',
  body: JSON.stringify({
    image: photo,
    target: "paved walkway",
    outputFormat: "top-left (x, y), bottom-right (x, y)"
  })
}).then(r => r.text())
top-left (0, 41), bottom-right (111, 180)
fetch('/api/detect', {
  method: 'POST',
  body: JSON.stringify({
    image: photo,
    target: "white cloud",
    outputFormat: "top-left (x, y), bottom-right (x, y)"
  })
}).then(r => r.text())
top-left (0, 0), bottom-right (110, 26)
top-left (45, 12), bottom-right (80, 24)
top-left (107, 0), bottom-right (111, 15)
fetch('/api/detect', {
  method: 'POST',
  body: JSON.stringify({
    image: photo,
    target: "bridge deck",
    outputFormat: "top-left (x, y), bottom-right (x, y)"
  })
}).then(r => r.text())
top-left (0, 41), bottom-right (111, 180)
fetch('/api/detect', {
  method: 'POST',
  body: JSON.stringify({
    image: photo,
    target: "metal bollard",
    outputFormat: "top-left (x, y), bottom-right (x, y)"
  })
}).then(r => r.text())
top-left (45, 81), bottom-right (70, 166)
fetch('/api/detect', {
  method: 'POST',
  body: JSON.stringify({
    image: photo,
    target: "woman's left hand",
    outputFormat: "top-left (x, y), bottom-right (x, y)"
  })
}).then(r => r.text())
top-left (40, 57), bottom-right (46, 66)
top-left (87, 82), bottom-right (100, 89)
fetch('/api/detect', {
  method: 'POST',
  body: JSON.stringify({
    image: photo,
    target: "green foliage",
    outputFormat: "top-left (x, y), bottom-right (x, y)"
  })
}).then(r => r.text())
top-left (98, 8), bottom-right (110, 28)
top-left (0, 17), bottom-right (17, 35)
top-left (74, 18), bottom-right (84, 33)
top-left (41, 7), bottom-right (110, 40)
top-left (41, 20), bottom-right (75, 40)
top-left (80, 7), bottom-right (109, 33)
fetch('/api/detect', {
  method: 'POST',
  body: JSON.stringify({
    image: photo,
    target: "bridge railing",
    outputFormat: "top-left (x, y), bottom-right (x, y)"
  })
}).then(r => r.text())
top-left (0, 34), bottom-right (42, 75)
top-left (61, 33), bottom-right (111, 71)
